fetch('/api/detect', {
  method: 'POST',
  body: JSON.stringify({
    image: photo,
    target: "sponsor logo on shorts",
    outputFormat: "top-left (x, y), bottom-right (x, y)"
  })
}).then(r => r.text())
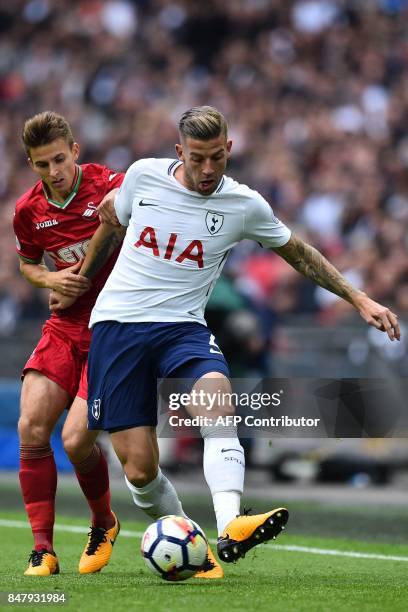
top-left (92, 398), bottom-right (101, 420)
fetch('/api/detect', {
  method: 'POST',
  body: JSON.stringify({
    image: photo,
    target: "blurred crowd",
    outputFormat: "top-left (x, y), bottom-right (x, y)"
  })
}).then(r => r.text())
top-left (0, 0), bottom-right (407, 368)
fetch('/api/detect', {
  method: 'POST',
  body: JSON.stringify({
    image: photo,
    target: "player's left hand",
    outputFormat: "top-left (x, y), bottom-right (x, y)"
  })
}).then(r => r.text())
top-left (354, 293), bottom-right (400, 341)
top-left (98, 189), bottom-right (120, 226)
top-left (49, 290), bottom-right (76, 312)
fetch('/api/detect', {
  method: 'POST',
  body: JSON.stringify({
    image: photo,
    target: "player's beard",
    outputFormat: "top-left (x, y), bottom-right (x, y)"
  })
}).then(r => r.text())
top-left (181, 164), bottom-right (219, 195)
top-left (188, 169), bottom-right (218, 195)
top-left (198, 183), bottom-right (216, 195)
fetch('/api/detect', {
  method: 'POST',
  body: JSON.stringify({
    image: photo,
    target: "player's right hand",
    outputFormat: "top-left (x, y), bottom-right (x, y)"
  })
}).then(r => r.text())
top-left (49, 290), bottom-right (77, 311)
top-left (354, 292), bottom-right (400, 341)
top-left (48, 261), bottom-right (91, 297)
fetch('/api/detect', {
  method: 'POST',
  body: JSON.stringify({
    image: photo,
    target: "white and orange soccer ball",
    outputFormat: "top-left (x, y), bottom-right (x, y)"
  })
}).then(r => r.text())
top-left (141, 515), bottom-right (208, 581)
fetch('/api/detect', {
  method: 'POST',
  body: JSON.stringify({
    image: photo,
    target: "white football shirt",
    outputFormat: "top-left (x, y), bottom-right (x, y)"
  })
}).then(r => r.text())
top-left (89, 158), bottom-right (291, 327)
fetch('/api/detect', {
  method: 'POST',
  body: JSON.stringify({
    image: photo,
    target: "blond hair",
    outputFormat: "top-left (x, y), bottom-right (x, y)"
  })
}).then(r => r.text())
top-left (22, 111), bottom-right (74, 156)
top-left (178, 106), bottom-right (228, 141)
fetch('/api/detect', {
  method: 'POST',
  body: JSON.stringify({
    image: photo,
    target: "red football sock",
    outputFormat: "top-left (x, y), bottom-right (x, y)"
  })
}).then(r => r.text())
top-left (19, 445), bottom-right (57, 552)
top-left (73, 445), bottom-right (114, 530)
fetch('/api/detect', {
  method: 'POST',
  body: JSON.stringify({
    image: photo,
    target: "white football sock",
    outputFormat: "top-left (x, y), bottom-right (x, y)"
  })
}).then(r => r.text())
top-left (212, 491), bottom-right (241, 536)
top-left (125, 468), bottom-right (186, 520)
top-left (200, 425), bottom-right (245, 535)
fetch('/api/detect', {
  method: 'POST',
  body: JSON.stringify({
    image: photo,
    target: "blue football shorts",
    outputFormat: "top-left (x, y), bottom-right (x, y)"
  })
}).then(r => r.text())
top-left (87, 321), bottom-right (230, 432)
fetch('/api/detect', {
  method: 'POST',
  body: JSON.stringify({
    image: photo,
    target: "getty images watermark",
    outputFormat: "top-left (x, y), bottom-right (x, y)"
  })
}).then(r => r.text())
top-left (157, 378), bottom-right (408, 438)
top-left (160, 383), bottom-right (321, 434)
top-left (168, 389), bottom-right (283, 411)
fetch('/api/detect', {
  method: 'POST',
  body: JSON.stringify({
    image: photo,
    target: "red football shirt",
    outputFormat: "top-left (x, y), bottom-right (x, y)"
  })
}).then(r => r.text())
top-left (13, 163), bottom-right (124, 322)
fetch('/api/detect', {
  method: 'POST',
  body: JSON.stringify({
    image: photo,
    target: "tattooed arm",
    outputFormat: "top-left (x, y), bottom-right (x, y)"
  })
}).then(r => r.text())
top-left (49, 223), bottom-right (126, 311)
top-left (80, 222), bottom-right (125, 280)
top-left (272, 233), bottom-right (400, 341)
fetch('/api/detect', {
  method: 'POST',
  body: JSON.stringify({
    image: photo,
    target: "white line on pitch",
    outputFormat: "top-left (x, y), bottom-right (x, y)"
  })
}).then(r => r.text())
top-left (272, 544), bottom-right (408, 562)
top-left (1, 518), bottom-right (407, 563)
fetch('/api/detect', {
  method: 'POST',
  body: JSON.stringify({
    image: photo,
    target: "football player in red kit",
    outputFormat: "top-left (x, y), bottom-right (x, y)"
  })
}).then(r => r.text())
top-left (13, 111), bottom-right (124, 576)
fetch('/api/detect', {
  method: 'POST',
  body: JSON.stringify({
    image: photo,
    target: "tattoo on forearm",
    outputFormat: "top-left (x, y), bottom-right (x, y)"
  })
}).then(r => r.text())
top-left (84, 231), bottom-right (123, 279)
top-left (274, 234), bottom-right (358, 303)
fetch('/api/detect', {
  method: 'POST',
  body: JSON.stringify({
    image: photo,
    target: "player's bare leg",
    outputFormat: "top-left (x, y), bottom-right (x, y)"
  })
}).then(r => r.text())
top-left (110, 426), bottom-right (186, 520)
top-left (110, 426), bottom-right (160, 488)
top-left (62, 398), bottom-right (119, 574)
top-left (188, 372), bottom-right (289, 565)
top-left (19, 371), bottom-right (68, 575)
top-left (112, 426), bottom-right (223, 576)
top-left (113, 426), bottom-right (215, 538)
top-left (62, 398), bottom-right (100, 463)
top-left (109, 426), bottom-right (215, 570)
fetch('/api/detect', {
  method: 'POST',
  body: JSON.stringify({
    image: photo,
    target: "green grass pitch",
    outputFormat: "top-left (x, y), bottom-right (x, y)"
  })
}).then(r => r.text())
top-left (0, 511), bottom-right (407, 612)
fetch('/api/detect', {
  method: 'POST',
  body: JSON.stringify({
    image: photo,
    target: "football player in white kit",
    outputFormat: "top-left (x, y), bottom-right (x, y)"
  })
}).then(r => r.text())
top-left (53, 106), bottom-right (400, 578)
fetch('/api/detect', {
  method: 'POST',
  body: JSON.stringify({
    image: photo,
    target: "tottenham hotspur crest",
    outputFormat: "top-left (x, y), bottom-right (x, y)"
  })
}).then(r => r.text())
top-left (206, 211), bottom-right (224, 235)
top-left (92, 398), bottom-right (101, 420)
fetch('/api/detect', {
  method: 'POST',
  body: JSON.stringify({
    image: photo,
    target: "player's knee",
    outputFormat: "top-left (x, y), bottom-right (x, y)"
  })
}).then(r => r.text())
top-left (192, 372), bottom-right (235, 419)
top-left (62, 427), bottom-right (87, 460)
top-left (18, 414), bottom-right (52, 445)
top-left (124, 462), bottom-right (158, 488)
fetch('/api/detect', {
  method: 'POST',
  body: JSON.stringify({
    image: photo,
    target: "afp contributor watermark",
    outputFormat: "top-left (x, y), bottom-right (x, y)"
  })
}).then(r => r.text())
top-left (158, 377), bottom-right (408, 438)
top-left (168, 414), bottom-right (321, 428)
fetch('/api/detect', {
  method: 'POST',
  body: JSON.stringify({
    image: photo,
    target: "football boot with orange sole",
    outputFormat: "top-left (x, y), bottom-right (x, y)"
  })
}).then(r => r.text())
top-left (217, 508), bottom-right (289, 563)
top-left (194, 545), bottom-right (224, 579)
top-left (24, 550), bottom-right (59, 576)
top-left (79, 512), bottom-right (120, 574)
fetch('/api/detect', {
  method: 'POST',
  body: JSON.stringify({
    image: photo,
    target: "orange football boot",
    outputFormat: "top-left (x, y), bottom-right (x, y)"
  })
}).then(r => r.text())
top-left (194, 545), bottom-right (224, 579)
top-left (79, 512), bottom-right (120, 574)
top-left (24, 550), bottom-right (59, 576)
top-left (217, 508), bottom-right (289, 563)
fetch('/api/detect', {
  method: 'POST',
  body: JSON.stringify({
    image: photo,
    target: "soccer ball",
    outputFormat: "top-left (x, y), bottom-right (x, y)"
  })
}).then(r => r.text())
top-left (141, 515), bottom-right (208, 581)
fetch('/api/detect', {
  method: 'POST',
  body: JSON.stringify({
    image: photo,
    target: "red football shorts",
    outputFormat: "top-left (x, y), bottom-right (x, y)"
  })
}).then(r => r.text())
top-left (23, 316), bottom-right (91, 400)
top-left (77, 360), bottom-right (88, 400)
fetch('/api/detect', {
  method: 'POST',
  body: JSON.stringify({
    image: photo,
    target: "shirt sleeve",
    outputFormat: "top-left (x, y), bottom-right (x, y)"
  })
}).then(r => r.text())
top-left (113, 162), bottom-right (139, 227)
top-left (243, 192), bottom-right (291, 248)
top-left (102, 167), bottom-right (125, 190)
top-left (13, 208), bottom-right (44, 264)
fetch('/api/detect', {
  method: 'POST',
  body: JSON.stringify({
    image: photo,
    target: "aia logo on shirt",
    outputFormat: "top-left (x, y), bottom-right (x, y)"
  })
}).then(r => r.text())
top-left (134, 226), bottom-right (204, 269)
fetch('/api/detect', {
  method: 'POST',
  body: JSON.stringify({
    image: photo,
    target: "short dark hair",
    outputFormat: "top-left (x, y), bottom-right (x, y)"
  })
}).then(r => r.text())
top-left (178, 106), bottom-right (228, 141)
top-left (22, 111), bottom-right (74, 157)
